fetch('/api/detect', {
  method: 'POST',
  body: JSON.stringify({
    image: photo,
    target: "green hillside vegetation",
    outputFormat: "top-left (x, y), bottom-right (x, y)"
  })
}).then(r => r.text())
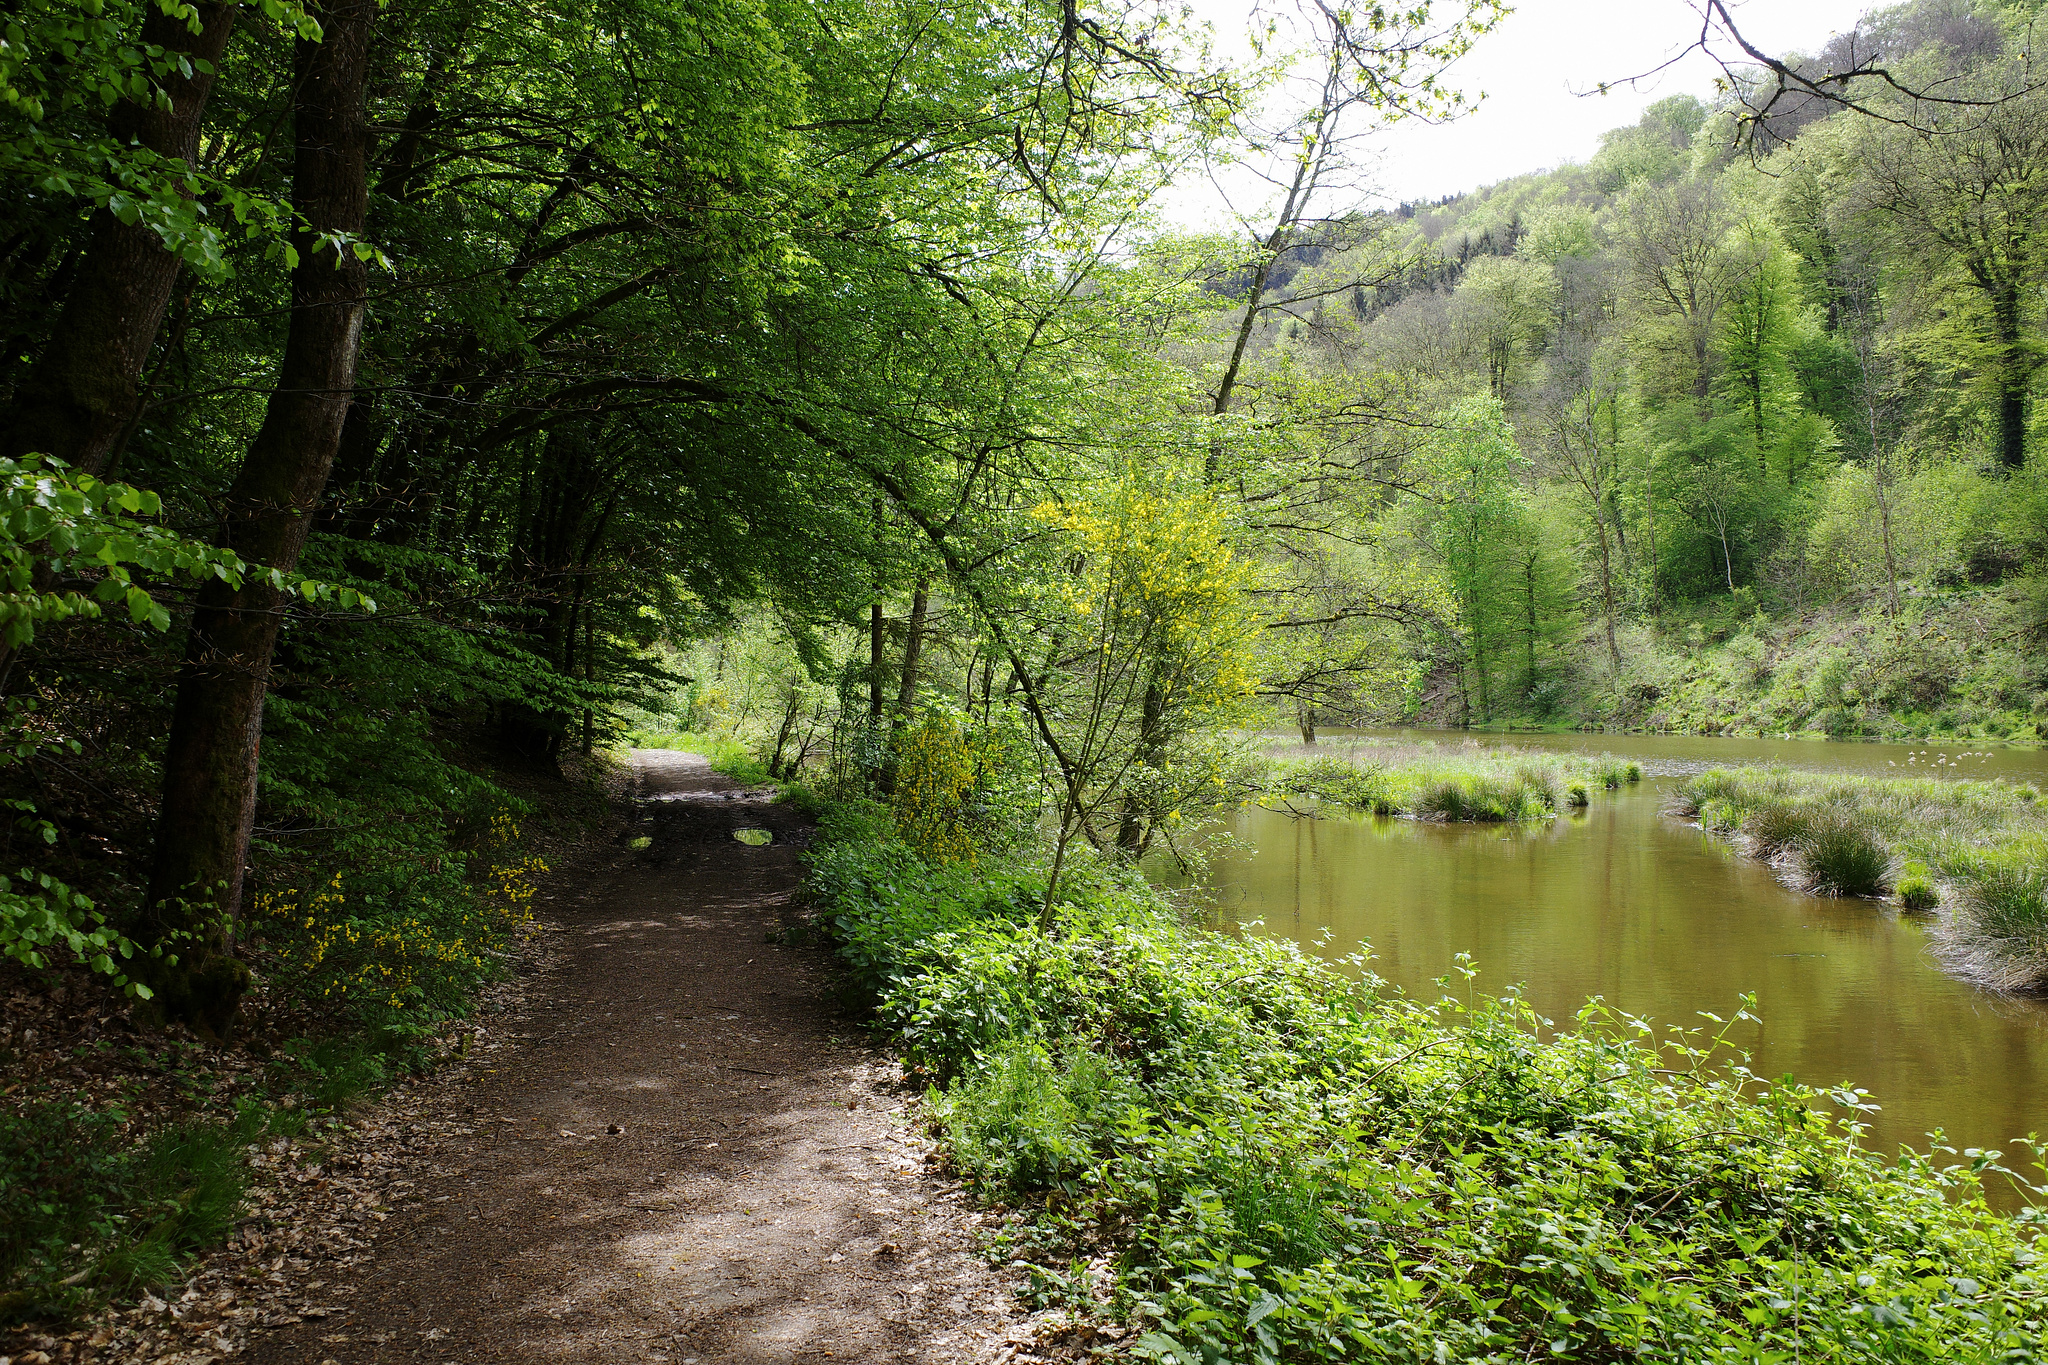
top-left (1175, 2), bottom-right (2048, 740)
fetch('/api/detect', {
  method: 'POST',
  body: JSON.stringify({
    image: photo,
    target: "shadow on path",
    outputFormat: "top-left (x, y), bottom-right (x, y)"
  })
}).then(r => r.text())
top-left (244, 751), bottom-right (1021, 1365)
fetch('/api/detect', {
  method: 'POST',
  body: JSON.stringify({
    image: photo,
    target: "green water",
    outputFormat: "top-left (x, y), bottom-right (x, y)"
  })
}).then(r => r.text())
top-left (1199, 729), bottom-right (2048, 1172)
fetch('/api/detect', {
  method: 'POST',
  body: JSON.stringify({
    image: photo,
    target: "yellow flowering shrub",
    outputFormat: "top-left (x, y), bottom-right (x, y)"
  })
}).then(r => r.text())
top-left (1020, 478), bottom-right (1260, 858)
top-left (1030, 482), bottom-right (1259, 724)
top-left (251, 812), bottom-right (546, 1024)
top-left (886, 712), bottom-right (1034, 863)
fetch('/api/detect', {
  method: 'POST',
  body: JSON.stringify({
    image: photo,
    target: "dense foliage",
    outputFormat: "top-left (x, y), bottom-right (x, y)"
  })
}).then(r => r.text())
top-left (1175, 1), bottom-right (2048, 738)
top-left (803, 795), bottom-right (2047, 1364)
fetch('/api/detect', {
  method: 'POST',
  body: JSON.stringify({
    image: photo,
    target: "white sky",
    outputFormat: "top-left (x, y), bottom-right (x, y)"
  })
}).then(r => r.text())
top-left (1163, 0), bottom-right (1874, 228)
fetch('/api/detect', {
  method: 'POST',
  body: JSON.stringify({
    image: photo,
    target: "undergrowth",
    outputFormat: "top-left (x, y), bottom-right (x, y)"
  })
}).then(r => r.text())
top-left (804, 797), bottom-right (2046, 1364)
top-left (0, 1023), bottom-right (403, 1328)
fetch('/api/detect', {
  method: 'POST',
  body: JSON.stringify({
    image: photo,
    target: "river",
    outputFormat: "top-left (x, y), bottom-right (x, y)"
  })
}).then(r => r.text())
top-left (1193, 729), bottom-right (2048, 1183)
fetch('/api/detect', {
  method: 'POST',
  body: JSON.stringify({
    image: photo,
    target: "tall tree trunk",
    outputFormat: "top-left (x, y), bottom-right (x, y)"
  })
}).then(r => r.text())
top-left (2, 3), bottom-right (240, 474)
top-left (1114, 676), bottom-right (1166, 856)
top-left (144, 0), bottom-right (374, 1037)
top-left (893, 580), bottom-right (929, 717)
top-left (1996, 291), bottom-right (2029, 472)
top-left (868, 601), bottom-right (885, 721)
top-left (767, 694), bottom-right (801, 780)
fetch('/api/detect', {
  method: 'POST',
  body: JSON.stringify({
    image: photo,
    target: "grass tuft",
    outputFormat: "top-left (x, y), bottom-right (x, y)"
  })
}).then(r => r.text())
top-left (1794, 813), bottom-right (1892, 897)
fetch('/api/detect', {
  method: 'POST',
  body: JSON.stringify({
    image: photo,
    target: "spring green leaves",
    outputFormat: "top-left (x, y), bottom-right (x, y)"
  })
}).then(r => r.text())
top-left (0, 455), bottom-right (373, 649)
top-left (0, 861), bottom-right (150, 998)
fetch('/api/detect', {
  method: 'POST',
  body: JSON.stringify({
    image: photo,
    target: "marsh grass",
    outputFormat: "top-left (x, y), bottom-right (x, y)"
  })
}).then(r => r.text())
top-left (1680, 768), bottom-right (2048, 990)
top-left (1271, 741), bottom-right (1639, 824)
top-left (1795, 813), bottom-right (1893, 897)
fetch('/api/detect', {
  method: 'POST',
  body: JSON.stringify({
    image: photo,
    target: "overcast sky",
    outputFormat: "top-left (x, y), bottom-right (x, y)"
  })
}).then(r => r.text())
top-left (1163, 0), bottom-right (1874, 228)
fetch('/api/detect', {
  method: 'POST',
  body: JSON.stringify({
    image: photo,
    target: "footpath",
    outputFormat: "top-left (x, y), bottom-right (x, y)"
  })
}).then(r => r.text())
top-left (240, 751), bottom-right (1029, 1365)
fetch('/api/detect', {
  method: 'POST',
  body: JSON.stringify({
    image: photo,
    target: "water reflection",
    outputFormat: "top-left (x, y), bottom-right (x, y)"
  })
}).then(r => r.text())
top-left (1192, 730), bottom-right (2048, 1181)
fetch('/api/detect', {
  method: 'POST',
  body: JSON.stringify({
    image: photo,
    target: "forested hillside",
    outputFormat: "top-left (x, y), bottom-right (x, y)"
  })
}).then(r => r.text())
top-left (1182, 1), bottom-right (2048, 739)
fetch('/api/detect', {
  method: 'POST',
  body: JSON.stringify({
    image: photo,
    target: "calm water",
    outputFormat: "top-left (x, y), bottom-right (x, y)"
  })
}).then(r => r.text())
top-left (1196, 729), bottom-right (2048, 1175)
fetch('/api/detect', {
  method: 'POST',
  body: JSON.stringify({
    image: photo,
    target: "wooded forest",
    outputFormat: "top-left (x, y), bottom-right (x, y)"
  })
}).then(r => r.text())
top-left (4, 0), bottom-right (2048, 1356)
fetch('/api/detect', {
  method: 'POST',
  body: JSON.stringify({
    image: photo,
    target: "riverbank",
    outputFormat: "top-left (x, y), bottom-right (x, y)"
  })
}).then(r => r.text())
top-left (1679, 767), bottom-right (2048, 992)
top-left (804, 795), bottom-right (2047, 1362)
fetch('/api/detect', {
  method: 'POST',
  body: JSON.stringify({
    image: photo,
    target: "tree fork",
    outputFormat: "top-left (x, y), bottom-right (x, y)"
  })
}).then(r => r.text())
top-left (144, 0), bottom-right (375, 1037)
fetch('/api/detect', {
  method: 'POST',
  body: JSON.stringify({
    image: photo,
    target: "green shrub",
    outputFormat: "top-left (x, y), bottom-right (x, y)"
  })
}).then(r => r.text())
top-left (1566, 782), bottom-right (1590, 807)
top-left (935, 1040), bottom-right (1136, 1193)
top-left (804, 812), bottom-right (2048, 1364)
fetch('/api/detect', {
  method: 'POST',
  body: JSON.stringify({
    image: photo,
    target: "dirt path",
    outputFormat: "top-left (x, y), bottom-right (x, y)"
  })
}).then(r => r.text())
top-left (243, 752), bottom-right (1030, 1365)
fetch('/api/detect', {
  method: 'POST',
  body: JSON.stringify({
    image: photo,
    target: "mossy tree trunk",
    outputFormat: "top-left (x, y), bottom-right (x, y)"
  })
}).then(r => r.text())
top-left (144, 0), bottom-right (375, 1037)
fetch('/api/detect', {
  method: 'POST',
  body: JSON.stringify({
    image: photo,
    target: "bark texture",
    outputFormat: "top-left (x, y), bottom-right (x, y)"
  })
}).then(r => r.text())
top-left (145, 0), bottom-right (375, 1035)
top-left (3, 3), bottom-right (240, 475)
top-left (893, 581), bottom-right (929, 716)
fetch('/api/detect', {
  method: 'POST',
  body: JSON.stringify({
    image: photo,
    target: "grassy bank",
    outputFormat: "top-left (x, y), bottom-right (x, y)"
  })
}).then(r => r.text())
top-left (1678, 768), bottom-right (2048, 993)
top-left (803, 799), bottom-right (2045, 1363)
top-left (1269, 741), bottom-right (1640, 821)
